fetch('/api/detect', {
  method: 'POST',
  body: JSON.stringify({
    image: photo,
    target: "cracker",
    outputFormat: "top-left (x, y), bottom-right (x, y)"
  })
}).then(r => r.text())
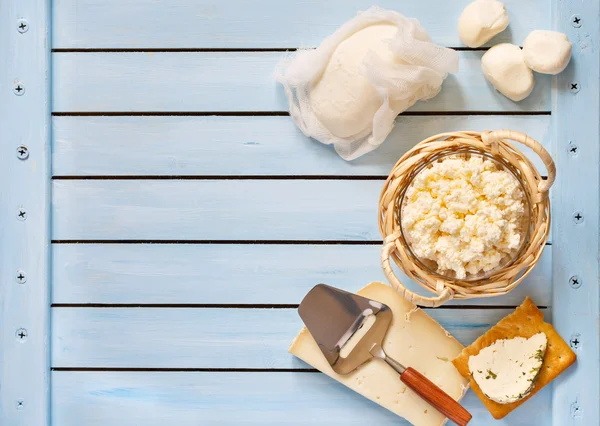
top-left (452, 297), bottom-right (576, 419)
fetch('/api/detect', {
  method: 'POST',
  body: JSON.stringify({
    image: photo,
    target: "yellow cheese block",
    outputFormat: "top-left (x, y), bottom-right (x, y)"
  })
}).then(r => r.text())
top-left (289, 282), bottom-right (469, 426)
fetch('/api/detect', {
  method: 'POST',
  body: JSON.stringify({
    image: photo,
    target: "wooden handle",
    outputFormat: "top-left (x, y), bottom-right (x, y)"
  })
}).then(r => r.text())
top-left (400, 367), bottom-right (472, 426)
top-left (381, 239), bottom-right (453, 307)
top-left (483, 130), bottom-right (556, 193)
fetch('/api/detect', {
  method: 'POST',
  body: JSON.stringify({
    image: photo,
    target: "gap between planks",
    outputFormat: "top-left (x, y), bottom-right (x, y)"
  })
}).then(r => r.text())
top-left (50, 304), bottom-right (547, 310)
top-left (51, 111), bottom-right (551, 117)
top-left (51, 239), bottom-right (385, 245)
top-left (51, 175), bottom-right (550, 181)
top-left (50, 240), bottom-right (552, 246)
top-left (52, 175), bottom-right (389, 181)
top-left (51, 367), bottom-right (320, 372)
top-left (51, 47), bottom-right (491, 53)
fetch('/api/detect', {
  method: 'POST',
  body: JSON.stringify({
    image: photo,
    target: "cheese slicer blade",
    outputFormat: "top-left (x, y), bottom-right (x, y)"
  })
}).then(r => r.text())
top-left (298, 284), bottom-right (472, 426)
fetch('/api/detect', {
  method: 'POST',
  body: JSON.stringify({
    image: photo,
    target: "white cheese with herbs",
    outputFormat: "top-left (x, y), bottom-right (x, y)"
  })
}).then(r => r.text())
top-left (468, 333), bottom-right (547, 404)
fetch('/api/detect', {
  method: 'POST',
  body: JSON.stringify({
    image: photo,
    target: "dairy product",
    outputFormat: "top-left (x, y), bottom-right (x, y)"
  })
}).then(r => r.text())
top-left (468, 333), bottom-right (547, 404)
top-left (523, 30), bottom-right (572, 75)
top-left (481, 43), bottom-right (535, 102)
top-left (309, 24), bottom-right (403, 138)
top-left (453, 297), bottom-right (577, 419)
top-left (401, 155), bottom-right (526, 279)
top-left (275, 7), bottom-right (459, 160)
top-left (457, 0), bottom-right (510, 48)
top-left (290, 282), bottom-right (469, 426)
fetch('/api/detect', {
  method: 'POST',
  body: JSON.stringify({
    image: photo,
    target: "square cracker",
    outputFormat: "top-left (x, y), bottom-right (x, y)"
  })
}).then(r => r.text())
top-left (452, 297), bottom-right (576, 419)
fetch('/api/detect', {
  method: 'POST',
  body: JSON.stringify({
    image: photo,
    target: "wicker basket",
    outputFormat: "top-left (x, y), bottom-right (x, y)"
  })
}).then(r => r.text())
top-left (379, 130), bottom-right (555, 307)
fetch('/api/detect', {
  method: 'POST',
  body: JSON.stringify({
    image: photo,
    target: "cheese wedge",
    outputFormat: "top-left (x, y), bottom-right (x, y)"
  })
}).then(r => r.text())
top-left (452, 297), bottom-right (577, 419)
top-left (289, 282), bottom-right (469, 426)
top-left (468, 332), bottom-right (547, 404)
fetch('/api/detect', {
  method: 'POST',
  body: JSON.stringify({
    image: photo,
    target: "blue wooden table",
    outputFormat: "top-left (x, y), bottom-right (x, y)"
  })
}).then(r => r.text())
top-left (1, 1), bottom-right (598, 425)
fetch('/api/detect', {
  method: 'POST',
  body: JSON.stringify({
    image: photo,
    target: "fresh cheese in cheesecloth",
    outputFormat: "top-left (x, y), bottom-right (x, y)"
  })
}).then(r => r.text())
top-left (309, 24), bottom-right (403, 139)
top-left (289, 282), bottom-right (469, 426)
top-left (468, 333), bottom-right (547, 404)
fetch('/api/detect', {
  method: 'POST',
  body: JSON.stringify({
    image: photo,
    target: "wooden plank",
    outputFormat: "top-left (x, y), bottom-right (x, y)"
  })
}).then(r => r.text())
top-left (52, 115), bottom-right (552, 176)
top-left (551, 0), bottom-right (600, 425)
top-left (51, 307), bottom-right (549, 369)
top-left (52, 180), bottom-right (381, 241)
top-left (51, 51), bottom-right (552, 113)
top-left (52, 243), bottom-right (553, 306)
top-left (52, 180), bottom-right (553, 242)
top-left (51, 0), bottom-right (550, 49)
top-left (0, 0), bottom-right (51, 425)
top-left (51, 371), bottom-right (552, 425)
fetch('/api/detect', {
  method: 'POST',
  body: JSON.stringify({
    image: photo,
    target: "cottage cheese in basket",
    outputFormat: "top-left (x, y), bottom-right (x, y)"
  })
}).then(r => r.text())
top-left (401, 155), bottom-right (526, 279)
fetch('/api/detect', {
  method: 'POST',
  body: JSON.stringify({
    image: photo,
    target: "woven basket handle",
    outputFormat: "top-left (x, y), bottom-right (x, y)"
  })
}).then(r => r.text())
top-left (483, 130), bottom-right (556, 193)
top-left (381, 239), bottom-right (453, 308)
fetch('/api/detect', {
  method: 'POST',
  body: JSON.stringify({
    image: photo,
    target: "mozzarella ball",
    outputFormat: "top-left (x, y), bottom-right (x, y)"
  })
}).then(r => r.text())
top-left (309, 24), bottom-right (405, 138)
top-left (481, 43), bottom-right (535, 102)
top-left (523, 30), bottom-right (572, 75)
top-left (458, 0), bottom-right (510, 48)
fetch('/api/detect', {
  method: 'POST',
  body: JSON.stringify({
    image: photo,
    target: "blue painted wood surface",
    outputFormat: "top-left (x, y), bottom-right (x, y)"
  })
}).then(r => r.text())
top-left (0, 0), bottom-right (51, 425)
top-left (51, 244), bottom-right (553, 306)
top-left (51, 307), bottom-right (551, 369)
top-left (550, 0), bottom-right (600, 424)
top-left (50, 0), bottom-right (549, 49)
top-left (52, 115), bottom-right (553, 176)
top-left (1, 0), bottom-right (595, 424)
top-left (51, 51), bottom-right (552, 113)
top-left (52, 180), bottom-right (382, 241)
top-left (50, 372), bottom-right (552, 426)
top-left (51, 180), bottom-right (553, 243)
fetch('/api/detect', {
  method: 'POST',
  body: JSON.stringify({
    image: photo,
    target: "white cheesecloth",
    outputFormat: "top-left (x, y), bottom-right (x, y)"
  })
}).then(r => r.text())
top-left (274, 6), bottom-right (459, 161)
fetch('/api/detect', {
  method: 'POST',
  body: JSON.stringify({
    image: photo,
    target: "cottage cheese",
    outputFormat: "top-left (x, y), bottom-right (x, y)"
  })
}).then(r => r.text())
top-left (401, 155), bottom-right (526, 279)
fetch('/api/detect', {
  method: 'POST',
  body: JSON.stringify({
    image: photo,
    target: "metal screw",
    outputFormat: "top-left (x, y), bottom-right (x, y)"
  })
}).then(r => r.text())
top-left (569, 275), bottom-right (582, 289)
top-left (16, 208), bottom-right (27, 221)
top-left (13, 81), bottom-right (25, 96)
top-left (573, 211), bottom-right (584, 224)
top-left (570, 82), bottom-right (580, 93)
top-left (571, 399), bottom-right (582, 417)
top-left (570, 334), bottom-right (581, 350)
top-left (17, 19), bottom-right (29, 33)
top-left (16, 400), bottom-right (24, 410)
top-left (568, 142), bottom-right (578, 156)
top-left (571, 14), bottom-right (582, 28)
top-left (16, 270), bottom-right (27, 284)
top-left (16, 328), bottom-right (27, 342)
top-left (16, 145), bottom-right (29, 160)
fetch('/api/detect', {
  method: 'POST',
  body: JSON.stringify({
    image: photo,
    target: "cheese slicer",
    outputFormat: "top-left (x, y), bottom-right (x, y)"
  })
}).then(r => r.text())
top-left (298, 284), bottom-right (472, 426)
